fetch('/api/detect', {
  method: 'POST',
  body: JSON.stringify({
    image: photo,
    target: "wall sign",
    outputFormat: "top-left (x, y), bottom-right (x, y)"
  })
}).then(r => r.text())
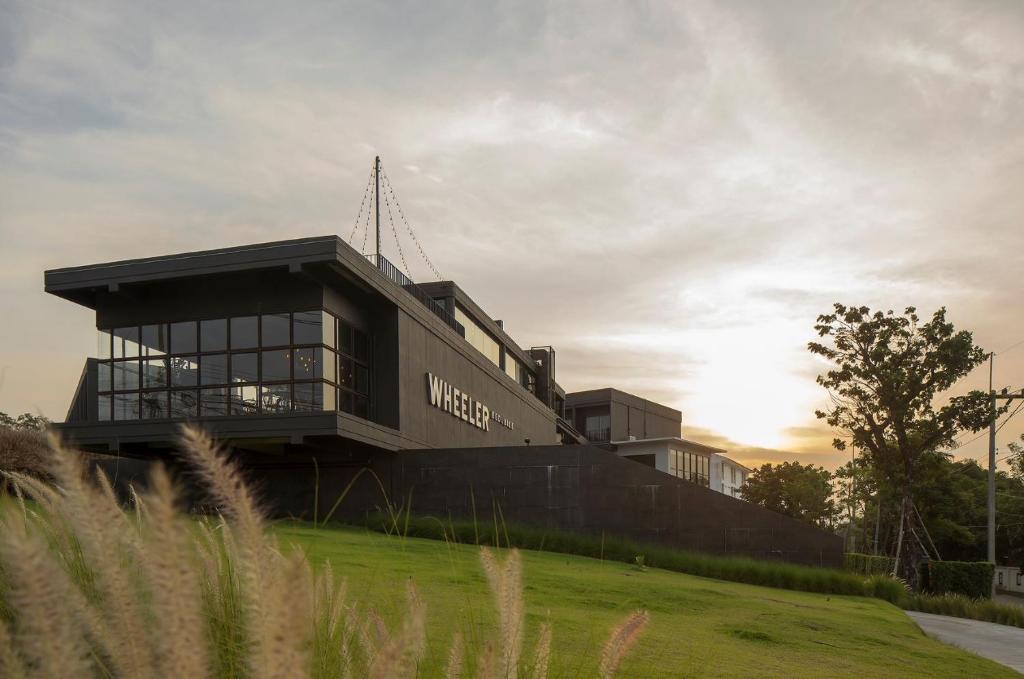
top-left (426, 372), bottom-right (514, 432)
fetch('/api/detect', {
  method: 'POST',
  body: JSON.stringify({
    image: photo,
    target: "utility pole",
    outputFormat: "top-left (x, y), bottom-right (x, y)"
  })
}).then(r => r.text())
top-left (374, 155), bottom-right (381, 261)
top-left (989, 353), bottom-right (996, 566)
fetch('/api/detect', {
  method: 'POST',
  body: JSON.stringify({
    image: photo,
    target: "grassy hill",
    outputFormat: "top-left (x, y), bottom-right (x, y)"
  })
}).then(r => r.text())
top-left (276, 523), bottom-right (1016, 678)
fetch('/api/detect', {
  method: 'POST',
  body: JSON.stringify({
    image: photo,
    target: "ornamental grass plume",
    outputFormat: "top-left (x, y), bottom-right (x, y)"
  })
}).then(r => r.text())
top-left (0, 426), bottom-right (649, 678)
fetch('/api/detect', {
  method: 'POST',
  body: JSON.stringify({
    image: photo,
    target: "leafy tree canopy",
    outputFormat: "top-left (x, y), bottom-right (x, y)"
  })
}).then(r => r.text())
top-left (741, 461), bottom-right (838, 528)
top-left (0, 412), bottom-right (49, 431)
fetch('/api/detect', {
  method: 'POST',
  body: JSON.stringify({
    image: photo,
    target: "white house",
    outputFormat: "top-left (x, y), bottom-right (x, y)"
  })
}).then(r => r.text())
top-left (610, 436), bottom-right (749, 499)
top-left (995, 566), bottom-right (1024, 593)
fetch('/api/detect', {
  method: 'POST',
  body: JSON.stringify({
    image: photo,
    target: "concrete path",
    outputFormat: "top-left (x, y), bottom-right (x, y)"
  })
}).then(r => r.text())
top-left (907, 611), bottom-right (1024, 674)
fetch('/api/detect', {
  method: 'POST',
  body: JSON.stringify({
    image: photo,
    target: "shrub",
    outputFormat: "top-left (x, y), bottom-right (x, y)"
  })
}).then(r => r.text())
top-left (357, 513), bottom-right (874, 598)
top-left (844, 552), bottom-right (896, 576)
top-left (919, 560), bottom-right (995, 600)
top-left (0, 427), bottom-right (51, 479)
top-left (0, 428), bottom-right (648, 677)
top-left (904, 593), bottom-right (1024, 628)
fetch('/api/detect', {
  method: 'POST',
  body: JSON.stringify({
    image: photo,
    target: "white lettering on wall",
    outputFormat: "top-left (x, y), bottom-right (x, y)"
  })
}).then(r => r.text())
top-left (426, 372), bottom-right (515, 432)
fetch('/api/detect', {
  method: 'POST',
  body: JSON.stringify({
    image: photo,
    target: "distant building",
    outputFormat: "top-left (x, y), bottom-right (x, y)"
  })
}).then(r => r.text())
top-left (565, 387), bottom-right (749, 499)
top-left (995, 566), bottom-right (1024, 593)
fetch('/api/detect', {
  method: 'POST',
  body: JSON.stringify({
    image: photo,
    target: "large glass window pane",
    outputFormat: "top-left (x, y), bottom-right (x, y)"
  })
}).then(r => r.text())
top-left (338, 320), bottom-right (353, 356)
top-left (231, 316), bottom-right (258, 349)
top-left (97, 361), bottom-right (111, 392)
top-left (114, 361), bottom-right (140, 391)
top-left (353, 328), bottom-right (369, 361)
top-left (338, 390), bottom-right (353, 414)
top-left (231, 353), bottom-right (258, 383)
top-left (201, 354), bottom-right (228, 385)
top-left (353, 395), bottom-right (369, 419)
top-left (261, 313), bottom-right (290, 347)
top-left (97, 394), bottom-right (111, 421)
top-left (355, 364), bottom-right (369, 395)
top-left (200, 319), bottom-right (228, 352)
top-left (293, 311), bottom-right (322, 345)
top-left (170, 356), bottom-right (199, 387)
top-left (140, 392), bottom-right (168, 419)
top-left (141, 324), bottom-right (168, 356)
top-left (293, 382), bottom-right (321, 412)
top-left (322, 350), bottom-right (336, 385)
top-left (261, 350), bottom-right (291, 382)
top-left (113, 327), bottom-right (140, 359)
top-left (170, 321), bottom-right (197, 354)
top-left (230, 385), bottom-right (259, 415)
top-left (97, 330), bottom-right (112, 359)
top-left (170, 390), bottom-right (198, 418)
top-left (260, 384), bottom-right (291, 413)
top-left (323, 312), bottom-right (335, 349)
top-left (143, 358), bottom-right (168, 388)
top-left (338, 357), bottom-right (353, 388)
top-left (201, 387), bottom-right (230, 416)
top-left (114, 393), bottom-right (139, 420)
top-left (293, 347), bottom-right (323, 380)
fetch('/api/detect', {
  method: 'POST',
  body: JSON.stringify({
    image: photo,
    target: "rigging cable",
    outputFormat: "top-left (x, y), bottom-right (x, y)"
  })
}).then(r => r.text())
top-left (380, 167), bottom-right (444, 280)
top-left (381, 186), bottom-right (412, 277)
top-left (348, 167), bottom-right (375, 245)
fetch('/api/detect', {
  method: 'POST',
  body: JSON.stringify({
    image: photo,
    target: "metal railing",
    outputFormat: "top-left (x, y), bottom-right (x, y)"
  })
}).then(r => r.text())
top-left (367, 254), bottom-right (465, 336)
top-left (585, 427), bottom-right (611, 442)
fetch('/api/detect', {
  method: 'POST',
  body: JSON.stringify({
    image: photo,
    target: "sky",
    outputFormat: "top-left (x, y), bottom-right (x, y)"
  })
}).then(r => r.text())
top-left (1, 0), bottom-right (1023, 470)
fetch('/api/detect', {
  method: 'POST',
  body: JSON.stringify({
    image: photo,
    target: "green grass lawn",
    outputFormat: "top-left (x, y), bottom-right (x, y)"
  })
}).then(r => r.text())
top-left (275, 523), bottom-right (1017, 678)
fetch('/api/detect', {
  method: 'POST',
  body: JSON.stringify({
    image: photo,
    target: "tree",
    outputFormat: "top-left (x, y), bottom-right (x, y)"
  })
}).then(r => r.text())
top-left (0, 412), bottom-right (49, 431)
top-left (809, 304), bottom-right (993, 583)
top-left (740, 461), bottom-right (838, 528)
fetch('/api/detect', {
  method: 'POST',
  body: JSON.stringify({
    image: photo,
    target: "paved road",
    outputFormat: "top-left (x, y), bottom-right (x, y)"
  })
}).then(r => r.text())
top-left (907, 611), bottom-right (1024, 674)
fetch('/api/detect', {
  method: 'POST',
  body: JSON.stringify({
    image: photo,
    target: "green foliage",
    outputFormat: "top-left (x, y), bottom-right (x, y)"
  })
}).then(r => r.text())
top-left (357, 513), bottom-right (876, 597)
top-left (0, 412), bottom-right (49, 431)
top-left (863, 574), bottom-right (907, 604)
top-left (844, 552), bottom-right (895, 576)
top-left (903, 592), bottom-right (1024, 628)
top-left (741, 461), bottom-right (838, 528)
top-left (809, 305), bottom-right (992, 487)
top-left (919, 560), bottom-right (995, 600)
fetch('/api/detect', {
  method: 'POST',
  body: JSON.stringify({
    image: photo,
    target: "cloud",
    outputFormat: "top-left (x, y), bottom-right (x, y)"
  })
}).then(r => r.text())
top-left (2, 0), bottom-right (1023, 469)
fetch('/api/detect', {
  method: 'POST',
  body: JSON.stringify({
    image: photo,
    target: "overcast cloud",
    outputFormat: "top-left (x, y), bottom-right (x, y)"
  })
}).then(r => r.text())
top-left (2, 0), bottom-right (1023, 469)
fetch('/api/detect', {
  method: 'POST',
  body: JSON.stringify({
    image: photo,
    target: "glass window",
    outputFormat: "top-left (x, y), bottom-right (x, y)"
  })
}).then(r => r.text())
top-left (97, 361), bottom-right (111, 392)
top-left (338, 320), bottom-right (353, 355)
top-left (294, 382), bottom-right (323, 412)
top-left (260, 384), bottom-right (291, 413)
top-left (322, 350), bottom-right (336, 385)
top-left (141, 324), bottom-right (168, 356)
top-left (293, 311), bottom-right (323, 345)
top-left (338, 357), bottom-right (353, 388)
top-left (114, 361), bottom-right (140, 391)
top-left (97, 330), bottom-right (112, 359)
top-left (201, 319), bottom-right (228, 352)
top-left (454, 307), bottom-right (500, 367)
top-left (97, 394), bottom-right (111, 421)
top-left (261, 313), bottom-right (290, 347)
top-left (261, 350), bottom-right (291, 382)
top-left (231, 316), bottom-right (258, 349)
top-left (140, 392), bottom-right (168, 419)
top-left (170, 321), bottom-right (197, 354)
top-left (201, 354), bottom-right (228, 385)
top-left (338, 390), bottom-right (353, 414)
top-left (230, 385), bottom-right (259, 415)
top-left (201, 387), bottom-right (230, 416)
top-left (170, 390), bottom-right (198, 418)
top-left (353, 328), bottom-right (369, 362)
top-left (113, 327), bottom-right (140, 358)
top-left (231, 353), bottom-right (258, 383)
top-left (113, 393), bottom-right (139, 420)
top-left (669, 449), bottom-right (677, 476)
top-left (293, 347), bottom-right (323, 380)
top-left (143, 358), bottom-right (168, 388)
top-left (354, 364), bottom-right (370, 395)
top-left (170, 356), bottom-right (199, 387)
top-left (353, 395), bottom-right (369, 419)
top-left (504, 351), bottom-right (520, 382)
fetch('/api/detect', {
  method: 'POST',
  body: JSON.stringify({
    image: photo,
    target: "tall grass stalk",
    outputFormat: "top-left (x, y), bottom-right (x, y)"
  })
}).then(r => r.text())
top-left (0, 428), bottom-right (648, 678)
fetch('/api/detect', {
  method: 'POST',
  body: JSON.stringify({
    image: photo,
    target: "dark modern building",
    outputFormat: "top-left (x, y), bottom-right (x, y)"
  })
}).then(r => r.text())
top-left (46, 236), bottom-right (574, 456)
top-left (44, 235), bottom-right (842, 566)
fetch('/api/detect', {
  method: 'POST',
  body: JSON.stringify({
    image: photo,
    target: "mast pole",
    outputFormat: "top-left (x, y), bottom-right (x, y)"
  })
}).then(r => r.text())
top-left (374, 155), bottom-right (381, 261)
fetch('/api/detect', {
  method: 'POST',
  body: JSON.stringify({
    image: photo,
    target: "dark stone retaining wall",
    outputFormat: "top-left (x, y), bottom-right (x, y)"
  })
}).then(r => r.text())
top-left (94, 443), bottom-right (842, 568)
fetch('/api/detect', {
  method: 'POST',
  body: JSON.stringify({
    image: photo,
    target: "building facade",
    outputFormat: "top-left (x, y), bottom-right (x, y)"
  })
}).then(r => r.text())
top-left (47, 236), bottom-right (571, 456)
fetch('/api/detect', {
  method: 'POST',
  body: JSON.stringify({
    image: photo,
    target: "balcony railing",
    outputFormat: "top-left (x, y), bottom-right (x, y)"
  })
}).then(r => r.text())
top-left (367, 254), bottom-right (465, 337)
top-left (585, 427), bottom-right (611, 442)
